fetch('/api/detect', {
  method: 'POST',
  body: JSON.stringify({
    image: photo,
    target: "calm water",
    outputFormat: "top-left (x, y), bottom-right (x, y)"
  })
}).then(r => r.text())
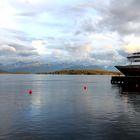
top-left (0, 75), bottom-right (140, 140)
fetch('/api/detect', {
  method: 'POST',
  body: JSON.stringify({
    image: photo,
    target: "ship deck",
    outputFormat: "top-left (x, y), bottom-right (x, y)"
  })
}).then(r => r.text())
top-left (111, 76), bottom-right (140, 92)
top-left (111, 76), bottom-right (140, 85)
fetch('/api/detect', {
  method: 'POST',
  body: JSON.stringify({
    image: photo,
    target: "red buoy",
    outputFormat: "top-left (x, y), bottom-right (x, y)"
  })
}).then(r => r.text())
top-left (84, 86), bottom-right (87, 90)
top-left (28, 90), bottom-right (32, 95)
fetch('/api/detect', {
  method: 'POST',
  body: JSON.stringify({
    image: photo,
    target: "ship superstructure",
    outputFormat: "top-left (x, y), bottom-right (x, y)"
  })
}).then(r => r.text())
top-left (116, 52), bottom-right (140, 76)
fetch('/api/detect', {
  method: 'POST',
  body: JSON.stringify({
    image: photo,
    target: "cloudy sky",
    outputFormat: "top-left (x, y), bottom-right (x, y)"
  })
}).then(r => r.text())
top-left (0, 0), bottom-right (139, 67)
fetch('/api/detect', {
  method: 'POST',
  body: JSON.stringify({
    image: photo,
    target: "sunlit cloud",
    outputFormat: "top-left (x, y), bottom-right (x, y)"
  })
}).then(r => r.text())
top-left (31, 40), bottom-right (47, 55)
top-left (123, 35), bottom-right (140, 53)
top-left (0, 45), bottom-right (16, 52)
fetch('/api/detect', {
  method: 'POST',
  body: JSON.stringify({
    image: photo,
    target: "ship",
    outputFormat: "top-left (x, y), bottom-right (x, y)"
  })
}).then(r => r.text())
top-left (115, 52), bottom-right (140, 76)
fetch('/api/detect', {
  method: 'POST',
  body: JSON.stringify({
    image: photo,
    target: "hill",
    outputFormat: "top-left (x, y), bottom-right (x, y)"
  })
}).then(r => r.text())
top-left (38, 69), bottom-right (121, 75)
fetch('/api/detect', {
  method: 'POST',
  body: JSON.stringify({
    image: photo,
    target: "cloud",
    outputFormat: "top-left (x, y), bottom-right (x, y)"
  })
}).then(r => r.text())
top-left (96, 0), bottom-right (140, 35)
top-left (0, 28), bottom-right (39, 64)
top-left (75, 0), bottom-right (140, 36)
top-left (0, 45), bottom-right (16, 52)
top-left (90, 49), bottom-right (126, 66)
top-left (17, 50), bottom-right (39, 57)
top-left (75, 17), bottom-right (101, 35)
top-left (1, 0), bottom-right (140, 68)
top-left (31, 40), bottom-right (47, 55)
top-left (123, 35), bottom-right (140, 53)
top-left (67, 43), bottom-right (93, 55)
top-left (71, 0), bottom-right (140, 66)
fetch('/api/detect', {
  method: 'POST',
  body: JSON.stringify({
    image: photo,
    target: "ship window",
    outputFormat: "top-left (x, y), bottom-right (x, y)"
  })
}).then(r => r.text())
top-left (127, 55), bottom-right (140, 59)
top-left (134, 60), bottom-right (140, 62)
top-left (132, 52), bottom-right (140, 55)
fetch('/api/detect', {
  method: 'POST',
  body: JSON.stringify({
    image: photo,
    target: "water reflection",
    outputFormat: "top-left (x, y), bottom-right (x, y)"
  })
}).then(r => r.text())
top-left (119, 91), bottom-right (140, 114)
top-left (110, 85), bottom-right (140, 140)
top-left (112, 84), bottom-right (140, 111)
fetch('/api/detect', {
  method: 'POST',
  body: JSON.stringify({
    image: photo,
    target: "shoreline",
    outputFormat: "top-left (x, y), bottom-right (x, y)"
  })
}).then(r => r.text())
top-left (0, 69), bottom-right (121, 76)
top-left (37, 69), bottom-right (121, 75)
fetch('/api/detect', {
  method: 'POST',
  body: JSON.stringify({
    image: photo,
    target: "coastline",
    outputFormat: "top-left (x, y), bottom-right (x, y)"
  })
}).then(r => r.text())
top-left (0, 69), bottom-right (121, 75)
top-left (37, 69), bottom-right (121, 75)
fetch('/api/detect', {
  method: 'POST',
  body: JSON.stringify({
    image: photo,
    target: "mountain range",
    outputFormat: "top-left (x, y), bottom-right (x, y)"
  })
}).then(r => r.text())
top-left (0, 62), bottom-right (117, 73)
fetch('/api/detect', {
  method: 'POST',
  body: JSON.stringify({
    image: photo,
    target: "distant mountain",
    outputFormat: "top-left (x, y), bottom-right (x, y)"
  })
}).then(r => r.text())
top-left (7, 63), bottom-right (69, 73)
top-left (0, 69), bottom-right (7, 73)
top-left (103, 66), bottom-right (118, 71)
top-left (0, 61), bottom-right (117, 73)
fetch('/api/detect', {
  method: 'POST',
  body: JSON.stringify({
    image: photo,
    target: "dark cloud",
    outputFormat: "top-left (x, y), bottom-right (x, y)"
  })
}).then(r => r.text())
top-left (99, 0), bottom-right (140, 35)
top-left (75, 18), bottom-right (97, 35)
top-left (17, 51), bottom-right (39, 57)
top-left (74, 0), bottom-right (140, 35)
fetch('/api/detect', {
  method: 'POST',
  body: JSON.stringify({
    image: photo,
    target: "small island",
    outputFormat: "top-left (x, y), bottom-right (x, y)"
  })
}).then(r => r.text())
top-left (37, 69), bottom-right (121, 75)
